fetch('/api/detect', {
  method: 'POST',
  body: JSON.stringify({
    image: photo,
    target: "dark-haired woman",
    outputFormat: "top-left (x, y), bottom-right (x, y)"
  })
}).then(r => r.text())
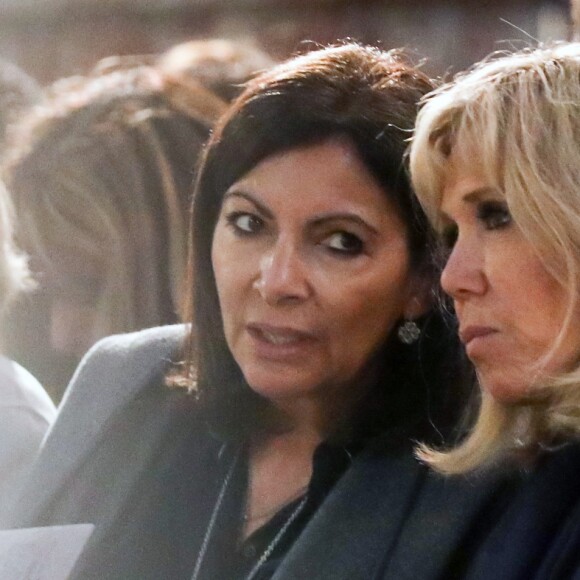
top-left (7, 44), bottom-right (508, 580)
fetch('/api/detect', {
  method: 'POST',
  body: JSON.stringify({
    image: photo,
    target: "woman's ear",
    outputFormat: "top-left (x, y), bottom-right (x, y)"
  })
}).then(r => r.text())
top-left (403, 275), bottom-right (433, 320)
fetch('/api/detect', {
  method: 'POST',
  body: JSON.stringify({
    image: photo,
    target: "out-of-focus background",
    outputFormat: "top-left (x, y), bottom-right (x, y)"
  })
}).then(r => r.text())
top-left (0, 0), bottom-right (573, 83)
top-left (0, 0), bottom-right (574, 403)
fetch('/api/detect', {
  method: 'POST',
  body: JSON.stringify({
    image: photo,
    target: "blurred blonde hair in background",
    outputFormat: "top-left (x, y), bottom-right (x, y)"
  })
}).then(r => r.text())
top-left (2, 39), bottom-right (275, 396)
top-left (0, 182), bottom-right (34, 318)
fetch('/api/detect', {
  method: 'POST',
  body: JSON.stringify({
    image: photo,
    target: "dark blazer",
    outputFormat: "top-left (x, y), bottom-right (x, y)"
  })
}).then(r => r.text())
top-left (462, 441), bottom-right (580, 580)
top-left (5, 324), bottom-right (514, 580)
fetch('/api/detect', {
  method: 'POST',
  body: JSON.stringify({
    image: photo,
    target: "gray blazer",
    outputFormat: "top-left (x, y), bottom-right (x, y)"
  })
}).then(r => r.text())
top-left (6, 324), bottom-right (510, 580)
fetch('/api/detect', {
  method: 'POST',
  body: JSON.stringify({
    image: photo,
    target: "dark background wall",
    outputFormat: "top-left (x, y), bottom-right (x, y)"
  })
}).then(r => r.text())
top-left (0, 0), bottom-right (573, 84)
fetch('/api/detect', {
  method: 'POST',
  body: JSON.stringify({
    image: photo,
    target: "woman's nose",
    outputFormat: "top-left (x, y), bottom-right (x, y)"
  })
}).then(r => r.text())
top-left (253, 242), bottom-right (311, 305)
top-left (440, 237), bottom-right (487, 301)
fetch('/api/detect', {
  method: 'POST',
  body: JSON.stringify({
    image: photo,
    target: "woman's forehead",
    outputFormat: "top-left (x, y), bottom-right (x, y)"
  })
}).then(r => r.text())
top-left (446, 134), bottom-right (501, 183)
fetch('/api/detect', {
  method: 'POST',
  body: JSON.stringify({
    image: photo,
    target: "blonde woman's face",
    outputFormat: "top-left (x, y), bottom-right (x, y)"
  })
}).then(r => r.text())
top-left (439, 150), bottom-right (580, 402)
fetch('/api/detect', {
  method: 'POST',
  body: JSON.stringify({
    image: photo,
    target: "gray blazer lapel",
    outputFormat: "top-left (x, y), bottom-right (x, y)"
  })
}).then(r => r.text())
top-left (6, 324), bottom-right (187, 526)
top-left (273, 448), bottom-right (426, 580)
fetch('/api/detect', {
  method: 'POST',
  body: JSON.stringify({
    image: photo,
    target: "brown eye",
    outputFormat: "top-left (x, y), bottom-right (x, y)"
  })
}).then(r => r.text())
top-left (226, 212), bottom-right (264, 235)
top-left (323, 231), bottom-right (364, 256)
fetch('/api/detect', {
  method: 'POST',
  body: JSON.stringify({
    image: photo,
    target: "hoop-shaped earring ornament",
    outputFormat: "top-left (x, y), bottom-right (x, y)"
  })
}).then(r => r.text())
top-left (397, 320), bottom-right (420, 345)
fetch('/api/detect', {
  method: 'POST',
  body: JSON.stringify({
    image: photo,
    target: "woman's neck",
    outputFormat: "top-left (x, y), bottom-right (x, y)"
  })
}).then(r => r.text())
top-left (243, 426), bottom-right (319, 539)
top-left (261, 377), bottom-right (370, 442)
top-left (241, 381), bottom-right (371, 539)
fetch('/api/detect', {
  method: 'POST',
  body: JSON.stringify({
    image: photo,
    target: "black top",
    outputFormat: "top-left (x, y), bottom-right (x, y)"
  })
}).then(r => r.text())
top-left (199, 442), bottom-right (355, 580)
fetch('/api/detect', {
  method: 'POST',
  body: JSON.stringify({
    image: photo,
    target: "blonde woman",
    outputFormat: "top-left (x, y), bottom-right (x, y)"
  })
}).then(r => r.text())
top-left (0, 182), bottom-right (55, 522)
top-left (410, 43), bottom-right (580, 578)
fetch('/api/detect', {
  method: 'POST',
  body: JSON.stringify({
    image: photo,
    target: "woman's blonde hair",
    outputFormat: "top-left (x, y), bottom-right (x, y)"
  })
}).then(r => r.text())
top-left (410, 42), bottom-right (580, 473)
top-left (0, 182), bottom-right (34, 317)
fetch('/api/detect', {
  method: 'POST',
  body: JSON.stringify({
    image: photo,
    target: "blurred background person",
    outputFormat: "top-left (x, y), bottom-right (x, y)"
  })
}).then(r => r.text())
top-left (155, 38), bottom-right (278, 102)
top-left (0, 180), bottom-right (56, 521)
top-left (94, 38), bottom-right (276, 103)
top-left (0, 56), bottom-right (42, 147)
top-left (3, 39), bottom-right (275, 401)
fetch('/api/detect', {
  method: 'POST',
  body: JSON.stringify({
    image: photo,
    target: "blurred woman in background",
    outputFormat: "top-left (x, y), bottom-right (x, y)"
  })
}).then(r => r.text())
top-left (155, 38), bottom-right (276, 102)
top-left (411, 42), bottom-right (580, 578)
top-left (2, 45), bottom-right (250, 398)
top-left (0, 56), bottom-right (42, 145)
top-left (0, 180), bottom-right (55, 521)
top-left (5, 43), bottom-right (508, 580)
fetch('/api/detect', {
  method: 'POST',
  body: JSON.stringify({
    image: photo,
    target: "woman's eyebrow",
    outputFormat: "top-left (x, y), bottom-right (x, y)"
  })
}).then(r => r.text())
top-left (462, 187), bottom-right (499, 204)
top-left (222, 190), bottom-right (273, 219)
top-left (309, 213), bottom-right (379, 236)
top-left (221, 193), bottom-right (380, 235)
top-left (440, 186), bottom-right (499, 219)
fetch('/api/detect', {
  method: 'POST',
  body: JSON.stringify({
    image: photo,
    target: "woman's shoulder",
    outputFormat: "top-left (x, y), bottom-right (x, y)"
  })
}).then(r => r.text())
top-left (3, 324), bottom-right (197, 527)
top-left (460, 442), bottom-right (580, 579)
top-left (48, 324), bottom-right (190, 447)
top-left (62, 324), bottom-right (189, 401)
top-left (76, 323), bottom-right (188, 369)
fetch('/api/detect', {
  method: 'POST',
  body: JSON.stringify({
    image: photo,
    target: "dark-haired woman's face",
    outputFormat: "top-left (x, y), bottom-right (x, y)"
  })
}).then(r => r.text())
top-left (211, 138), bottom-right (426, 413)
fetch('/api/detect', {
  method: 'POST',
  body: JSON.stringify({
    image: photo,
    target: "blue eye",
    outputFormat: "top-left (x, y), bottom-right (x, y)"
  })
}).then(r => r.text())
top-left (477, 201), bottom-right (512, 230)
top-left (226, 212), bottom-right (263, 235)
top-left (323, 231), bottom-right (364, 255)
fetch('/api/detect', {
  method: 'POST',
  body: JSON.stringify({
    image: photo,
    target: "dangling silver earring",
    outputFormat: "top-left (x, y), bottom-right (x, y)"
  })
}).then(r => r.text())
top-left (397, 320), bottom-right (420, 344)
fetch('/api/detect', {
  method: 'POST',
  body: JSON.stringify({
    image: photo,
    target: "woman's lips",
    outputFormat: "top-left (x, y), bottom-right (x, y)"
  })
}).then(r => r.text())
top-left (246, 323), bottom-right (317, 360)
top-left (459, 325), bottom-right (497, 358)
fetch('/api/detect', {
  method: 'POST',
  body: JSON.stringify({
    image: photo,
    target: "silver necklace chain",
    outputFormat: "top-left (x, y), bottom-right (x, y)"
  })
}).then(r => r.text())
top-left (190, 447), bottom-right (309, 580)
top-left (245, 493), bottom-right (308, 580)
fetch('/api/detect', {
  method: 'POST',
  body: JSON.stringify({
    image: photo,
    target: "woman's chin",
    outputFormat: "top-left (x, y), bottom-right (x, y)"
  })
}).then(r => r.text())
top-left (243, 369), bottom-right (324, 407)
top-left (246, 380), bottom-right (315, 404)
top-left (479, 374), bottom-right (530, 405)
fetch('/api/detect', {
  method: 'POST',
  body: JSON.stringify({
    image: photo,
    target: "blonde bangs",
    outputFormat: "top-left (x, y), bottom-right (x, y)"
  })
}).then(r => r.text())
top-left (409, 98), bottom-right (451, 230)
top-left (410, 70), bottom-right (506, 234)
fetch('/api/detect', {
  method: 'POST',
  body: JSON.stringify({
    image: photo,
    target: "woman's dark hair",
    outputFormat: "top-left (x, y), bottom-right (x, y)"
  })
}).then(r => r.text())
top-left (177, 42), bottom-right (470, 442)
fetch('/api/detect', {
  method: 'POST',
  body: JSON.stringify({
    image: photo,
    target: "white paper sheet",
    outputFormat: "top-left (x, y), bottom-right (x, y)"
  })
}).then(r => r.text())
top-left (0, 524), bottom-right (94, 580)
